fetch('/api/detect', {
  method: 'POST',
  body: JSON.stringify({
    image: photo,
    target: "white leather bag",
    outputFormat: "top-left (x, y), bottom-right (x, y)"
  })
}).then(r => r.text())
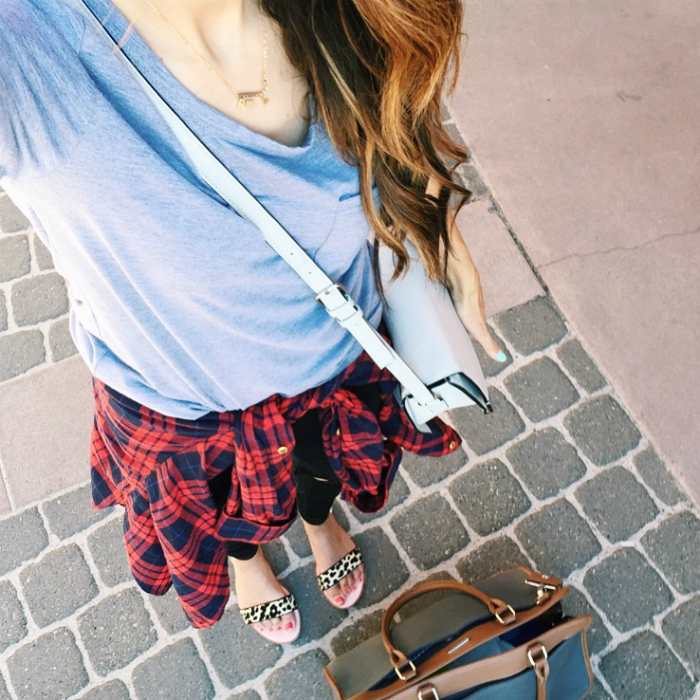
top-left (377, 241), bottom-right (491, 429)
top-left (79, 0), bottom-right (491, 432)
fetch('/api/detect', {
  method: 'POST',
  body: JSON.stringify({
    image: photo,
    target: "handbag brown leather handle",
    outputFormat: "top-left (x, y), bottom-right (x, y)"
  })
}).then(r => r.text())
top-left (380, 580), bottom-right (517, 680)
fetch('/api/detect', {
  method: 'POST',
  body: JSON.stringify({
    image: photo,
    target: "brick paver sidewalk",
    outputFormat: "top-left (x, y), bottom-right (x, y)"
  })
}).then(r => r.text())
top-left (1, 291), bottom-right (699, 700)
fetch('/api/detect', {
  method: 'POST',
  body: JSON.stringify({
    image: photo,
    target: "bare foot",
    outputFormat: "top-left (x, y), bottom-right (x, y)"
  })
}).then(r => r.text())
top-left (302, 512), bottom-right (364, 608)
top-left (231, 548), bottom-right (298, 636)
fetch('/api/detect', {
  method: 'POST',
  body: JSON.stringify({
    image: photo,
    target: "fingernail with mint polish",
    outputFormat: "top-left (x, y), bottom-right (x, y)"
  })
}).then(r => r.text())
top-left (496, 350), bottom-right (507, 363)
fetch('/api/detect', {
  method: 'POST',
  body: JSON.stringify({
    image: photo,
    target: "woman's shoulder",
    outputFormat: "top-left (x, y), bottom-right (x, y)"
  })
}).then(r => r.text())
top-left (0, 0), bottom-right (85, 52)
top-left (0, 0), bottom-right (92, 181)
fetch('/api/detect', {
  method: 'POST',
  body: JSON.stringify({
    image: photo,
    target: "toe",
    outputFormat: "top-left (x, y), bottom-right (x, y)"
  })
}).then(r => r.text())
top-left (325, 582), bottom-right (346, 607)
top-left (350, 566), bottom-right (364, 590)
top-left (281, 611), bottom-right (297, 631)
top-left (265, 616), bottom-right (283, 631)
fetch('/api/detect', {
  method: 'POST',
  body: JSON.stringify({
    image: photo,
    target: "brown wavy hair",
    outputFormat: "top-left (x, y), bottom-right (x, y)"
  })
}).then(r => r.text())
top-left (118, 0), bottom-right (471, 295)
top-left (261, 0), bottom-right (471, 297)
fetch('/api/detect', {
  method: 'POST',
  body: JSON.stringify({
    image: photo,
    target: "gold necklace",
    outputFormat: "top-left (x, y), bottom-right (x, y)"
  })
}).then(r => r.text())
top-left (144, 0), bottom-right (269, 110)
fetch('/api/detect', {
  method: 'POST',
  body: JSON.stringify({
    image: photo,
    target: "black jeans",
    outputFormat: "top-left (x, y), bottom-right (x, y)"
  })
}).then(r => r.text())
top-left (210, 407), bottom-right (342, 560)
top-left (210, 383), bottom-right (381, 560)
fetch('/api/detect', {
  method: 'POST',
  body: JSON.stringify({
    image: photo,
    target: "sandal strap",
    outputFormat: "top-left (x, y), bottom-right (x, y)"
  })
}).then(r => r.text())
top-left (239, 593), bottom-right (298, 626)
top-left (317, 547), bottom-right (363, 592)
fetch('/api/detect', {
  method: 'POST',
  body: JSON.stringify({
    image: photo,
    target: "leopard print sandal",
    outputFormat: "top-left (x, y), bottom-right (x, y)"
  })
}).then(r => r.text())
top-left (317, 547), bottom-right (364, 610)
top-left (239, 591), bottom-right (301, 644)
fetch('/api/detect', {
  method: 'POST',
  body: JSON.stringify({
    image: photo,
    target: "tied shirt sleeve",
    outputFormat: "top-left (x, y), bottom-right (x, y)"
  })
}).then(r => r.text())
top-left (0, 0), bottom-right (89, 181)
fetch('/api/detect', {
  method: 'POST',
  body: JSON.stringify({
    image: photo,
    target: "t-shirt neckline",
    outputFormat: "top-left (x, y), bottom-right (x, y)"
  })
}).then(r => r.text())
top-left (81, 0), bottom-right (318, 155)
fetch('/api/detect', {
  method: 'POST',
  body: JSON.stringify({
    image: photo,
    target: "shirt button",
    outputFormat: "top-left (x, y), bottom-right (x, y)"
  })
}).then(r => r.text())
top-left (449, 440), bottom-right (457, 450)
top-left (336, 427), bottom-right (341, 436)
top-left (277, 446), bottom-right (289, 455)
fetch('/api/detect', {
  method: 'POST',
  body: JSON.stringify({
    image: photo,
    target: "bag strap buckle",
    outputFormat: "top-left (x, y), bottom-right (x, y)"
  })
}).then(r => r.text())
top-left (316, 283), bottom-right (350, 315)
top-left (527, 643), bottom-right (548, 667)
top-left (394, 658), bottom-right (418, 682)
top-left (490, 600), bottom-right (517, 625)
top-left (528, 642), bottom-right (550, 698)
top-left (417, 684), bottom-right (440, 700)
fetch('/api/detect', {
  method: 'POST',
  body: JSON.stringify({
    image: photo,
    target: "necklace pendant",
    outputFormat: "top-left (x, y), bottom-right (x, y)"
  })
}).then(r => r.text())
top-left (237, 91), bottom-right (265, 110)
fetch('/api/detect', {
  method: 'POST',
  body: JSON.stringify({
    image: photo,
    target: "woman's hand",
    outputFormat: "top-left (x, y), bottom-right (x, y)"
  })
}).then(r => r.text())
top-left (445, 211), bottom-right (507, 364)
top-left (424, 175), bottom-right (506, 363)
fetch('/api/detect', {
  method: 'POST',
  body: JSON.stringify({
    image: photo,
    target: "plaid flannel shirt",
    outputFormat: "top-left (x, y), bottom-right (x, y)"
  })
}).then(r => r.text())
top-left (90, 342), bottom-right (462, 628)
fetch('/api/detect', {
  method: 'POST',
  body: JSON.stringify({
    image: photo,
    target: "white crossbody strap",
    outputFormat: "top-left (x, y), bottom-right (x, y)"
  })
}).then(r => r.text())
top-left (80, 1), bottom-right (446, 412)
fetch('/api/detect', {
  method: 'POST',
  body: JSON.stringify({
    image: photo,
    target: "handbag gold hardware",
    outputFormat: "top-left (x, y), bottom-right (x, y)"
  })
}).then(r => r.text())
top-left (394, 659), bottom-right (418, 681)
top-left (494, 603), bottom-right (517, 625)
top-left (417, 685), bottom-right (440, 700)
top-left (527, 643), bottom-right (549, 667)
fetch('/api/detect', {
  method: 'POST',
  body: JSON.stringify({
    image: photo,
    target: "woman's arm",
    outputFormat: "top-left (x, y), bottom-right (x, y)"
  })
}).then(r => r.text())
top-left (426, 175), bottom-right (506, 363)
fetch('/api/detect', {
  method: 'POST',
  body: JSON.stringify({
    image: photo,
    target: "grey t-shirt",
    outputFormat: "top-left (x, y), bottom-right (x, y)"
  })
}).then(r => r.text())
top-left (0, 0), bottom-right (383, 418)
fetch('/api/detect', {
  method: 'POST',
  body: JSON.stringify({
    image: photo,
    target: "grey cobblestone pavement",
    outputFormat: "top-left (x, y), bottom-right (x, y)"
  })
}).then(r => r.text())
top-left (1, 289), bottom-right (699, 699)
top-left (2, 113), bottom-right (700, 699)
top-left (0, 191), bottom-right (73, 383)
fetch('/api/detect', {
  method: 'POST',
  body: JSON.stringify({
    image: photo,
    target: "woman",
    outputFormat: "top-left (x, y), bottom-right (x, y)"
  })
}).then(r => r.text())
top-left (0, 0), bottom-right (506, 644)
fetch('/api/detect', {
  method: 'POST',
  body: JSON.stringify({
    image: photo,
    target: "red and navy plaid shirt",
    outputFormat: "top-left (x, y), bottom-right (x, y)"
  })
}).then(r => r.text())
top-left (90, 340), bottom-right (462, 628)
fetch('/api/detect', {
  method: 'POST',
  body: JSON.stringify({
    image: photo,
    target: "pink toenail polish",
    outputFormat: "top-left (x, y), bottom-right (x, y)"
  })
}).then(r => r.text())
top-left (285, 621), bottom-right (294, 630)
top-left (335, 596), bottom-right (345, 605)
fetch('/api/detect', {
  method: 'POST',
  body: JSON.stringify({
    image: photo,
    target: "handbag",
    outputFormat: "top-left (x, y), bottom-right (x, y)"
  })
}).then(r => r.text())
top-left (324, 567), bottom-right (594, 700)
top-left (78, 0), bottom-right (492, 432)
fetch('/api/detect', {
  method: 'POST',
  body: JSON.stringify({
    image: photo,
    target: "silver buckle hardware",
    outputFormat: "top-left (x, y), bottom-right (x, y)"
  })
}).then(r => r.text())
top-left (417, 684), bottom-right (440, 700)
top-left (316, 283), bottom-right (349, 312)
top-left (394, 658), bottom-right (418, 682)
top-left (525, 573), bottom-right (561, 605)
top-left (527, 644), bottom-right (548, 668)
top-left (315, 283), bottom-right (364, 327)
top-left (494, 603), bottom-right (517, 625)
top-left (525, 572), bottom-right (561, 590)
